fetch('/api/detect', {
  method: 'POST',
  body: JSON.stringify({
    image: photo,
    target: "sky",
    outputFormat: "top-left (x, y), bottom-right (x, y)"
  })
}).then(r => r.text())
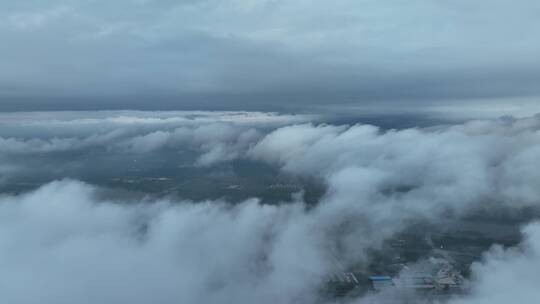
top-left (2, 2), bottom-right (540, 303)
top-left (1, 0), bottom-right (540, 112)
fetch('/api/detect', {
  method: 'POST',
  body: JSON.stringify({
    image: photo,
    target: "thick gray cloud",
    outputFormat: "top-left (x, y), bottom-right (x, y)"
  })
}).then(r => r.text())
top-left (1, 1), bottom-right (540, 111)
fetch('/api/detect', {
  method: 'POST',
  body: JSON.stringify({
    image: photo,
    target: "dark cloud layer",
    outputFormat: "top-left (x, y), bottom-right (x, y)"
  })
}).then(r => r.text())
top-left (1, 1), bottom-right (540, 111)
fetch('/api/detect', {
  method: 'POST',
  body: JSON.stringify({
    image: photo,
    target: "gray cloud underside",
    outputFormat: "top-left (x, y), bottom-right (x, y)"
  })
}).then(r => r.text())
top-left (1, 0), bottom-right (540, 110)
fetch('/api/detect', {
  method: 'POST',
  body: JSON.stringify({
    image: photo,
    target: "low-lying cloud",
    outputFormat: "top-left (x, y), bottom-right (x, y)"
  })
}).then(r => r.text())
top-left (1, 111), bottom-right (540, 303)
top-left (0, 111), bottom-right (314, 166)
top-left (447, 222), bottom-right (540, 304)
top-left (0, 180), bottom-right (328, 304)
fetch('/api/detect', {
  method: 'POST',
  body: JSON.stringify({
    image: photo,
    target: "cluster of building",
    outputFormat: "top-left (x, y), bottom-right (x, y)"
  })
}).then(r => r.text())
top-left (369, 257), bottom-right (465, 293)
top-left (324, 255), bottom-right (465, 299)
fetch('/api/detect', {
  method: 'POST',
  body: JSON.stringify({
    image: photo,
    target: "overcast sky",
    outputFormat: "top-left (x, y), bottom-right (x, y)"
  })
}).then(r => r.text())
top-left (1, 0), bottom-right (540, 112)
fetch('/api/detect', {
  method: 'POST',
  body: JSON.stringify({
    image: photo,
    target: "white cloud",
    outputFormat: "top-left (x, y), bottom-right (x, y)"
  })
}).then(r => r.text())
top-left (448, 222), bottom-right (540, 304)
top-left (0, 111), bottom-right (312, 165)
top-left (1, 112), bottom-right (540, 303)
top-left (245, 115), bottom-right (540, 266)
top-left (250, 115), bottom-right (540, 211)
top-left (0, 180), bottom-right (330, 304)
